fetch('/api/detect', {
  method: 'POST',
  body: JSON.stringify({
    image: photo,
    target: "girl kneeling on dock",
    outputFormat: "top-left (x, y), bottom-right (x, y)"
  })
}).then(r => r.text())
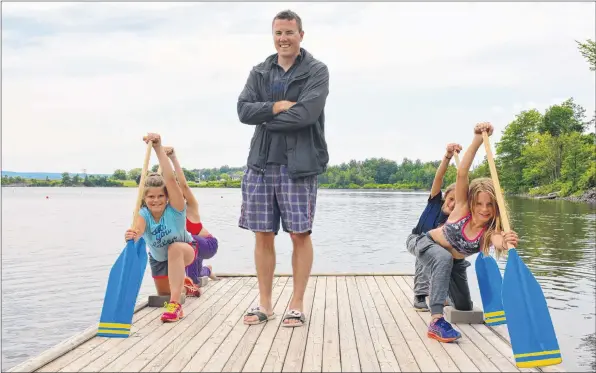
top-left (406, 142), bottom-right (461, 312)
top-left (163, 146), bottom-right (219, 290)
top-left (125, 133), bottom-right (195, 323)
top-left (412, 122), bottom-right (519, 343)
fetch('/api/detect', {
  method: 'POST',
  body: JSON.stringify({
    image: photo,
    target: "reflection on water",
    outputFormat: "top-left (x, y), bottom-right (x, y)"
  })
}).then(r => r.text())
top-left (1, 188), bottom-right (595, 371)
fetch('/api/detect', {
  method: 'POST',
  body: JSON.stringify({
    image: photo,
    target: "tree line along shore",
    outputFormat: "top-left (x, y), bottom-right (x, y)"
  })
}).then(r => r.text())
top-left (3, 41), bottom-right (595, 203)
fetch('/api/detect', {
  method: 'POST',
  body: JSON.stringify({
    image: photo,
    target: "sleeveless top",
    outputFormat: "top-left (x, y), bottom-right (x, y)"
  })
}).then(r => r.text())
top-left (186, 218), bottom-right (203, 236)
top-left (442, 214), bottom-right (486, 256)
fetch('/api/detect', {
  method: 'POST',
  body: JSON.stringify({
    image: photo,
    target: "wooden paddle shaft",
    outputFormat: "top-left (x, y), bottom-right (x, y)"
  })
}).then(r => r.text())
top-left (482, 131), bottom-right (513, 241)
top-left (453, 152), bottom-right (461, 168)
top-left (132, 142), bottom-right (154, 227)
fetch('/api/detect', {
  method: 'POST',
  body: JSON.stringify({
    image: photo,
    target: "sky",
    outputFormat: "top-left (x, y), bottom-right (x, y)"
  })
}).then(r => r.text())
top-left (2, 1), bottom-right (595, 174)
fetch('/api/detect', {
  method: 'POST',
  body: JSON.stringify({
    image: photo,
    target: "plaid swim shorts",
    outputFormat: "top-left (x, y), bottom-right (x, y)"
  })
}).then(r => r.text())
top-left (239, 164), bottom-right (318, 234)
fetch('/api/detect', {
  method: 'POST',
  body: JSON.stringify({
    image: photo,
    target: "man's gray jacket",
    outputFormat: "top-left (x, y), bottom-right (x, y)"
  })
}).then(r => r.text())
top-left (237, 48), bottom-right (330, 179)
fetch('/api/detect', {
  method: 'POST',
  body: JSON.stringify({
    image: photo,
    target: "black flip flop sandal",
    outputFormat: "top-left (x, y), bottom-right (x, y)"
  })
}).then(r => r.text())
top-left (281, 309), bottom-right (306, 327)
top-left (243, 306), bottom-right (276, 325)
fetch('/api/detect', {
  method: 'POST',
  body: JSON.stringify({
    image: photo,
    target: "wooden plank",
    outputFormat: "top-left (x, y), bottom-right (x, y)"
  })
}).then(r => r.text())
top-left (470, 324), bottom-right (539, 373)
top-left (81, 278), bottom-right (240, 372)
top-left (321, 277), bottom-right (341, 373)
top-left (302, 276), bottom-right (327, 372)
top-left (458, 324), bottom-right (520, 372)
top-left (384, 276), bottom-right (460, 372)
top-left (364, 276), bottom-right (420, 372)
top-left (60, 308), bottom-right (164, 372)
top-left (395, 276), bottom-right (488, 372)
top-left (9, 301), bottom-right (149, 373)
top-left (219, 277), bottom-right (288, 372)
top-left (242, 279), bottom-right (294, 372)
top-left (401, 276), bottom-right (542, 373)
top-left (58, 280), bottom-right (220, 372)
top-left (281, 276), bottom-right (318, 372)
top-left (36, 306), bottom-right (155, 372)
top-left (147, 278), bottom-right (257, 372)
top-left (131, 277), bottom-right (259, 372)
top-left (336, 276), bottom-right (361, 373)
top-left (181, 278), bottom-right (283, 372)
top-left (345, 276), bottom-right (381, 372)
top-left (374, 277), bottom-right (438, 372)
top-left (259, 278), bottom-right (305, 373)
top-left (191, 277), bottom-right (282, 372)
top-left (356, 277), bottom-right (401, 372)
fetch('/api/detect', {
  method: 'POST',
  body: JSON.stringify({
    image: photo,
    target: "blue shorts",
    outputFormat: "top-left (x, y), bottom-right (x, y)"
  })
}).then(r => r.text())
top-left (238, 164), bottom-right (318, 234)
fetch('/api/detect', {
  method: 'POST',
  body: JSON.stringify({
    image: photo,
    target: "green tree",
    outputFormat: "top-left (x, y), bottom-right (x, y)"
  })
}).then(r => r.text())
top-left (128, 168), bottom-right (142, 180)
top-left (182, 168), bottom-right (197, 182)
top-left (521, 132), bottom-right (558, 186)
top-left (61, 172), bottom-right (72, 186)
top-left (72, 174), bottom-right (81, 185)
top-left (151, 164), bottom-right (159, 172)
top-left (577, 39), bottom-right (596, 71)
top-left (112, 169), bottom-right (127, 180)
top-left (561, 132), bottom-right (594, 193)
top-left (495, 109), bottom-right (542, 192)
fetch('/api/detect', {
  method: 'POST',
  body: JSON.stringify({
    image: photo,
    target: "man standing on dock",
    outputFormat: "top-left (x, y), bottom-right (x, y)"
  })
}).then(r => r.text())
top-left (237, 9), bottom-right (330, 327)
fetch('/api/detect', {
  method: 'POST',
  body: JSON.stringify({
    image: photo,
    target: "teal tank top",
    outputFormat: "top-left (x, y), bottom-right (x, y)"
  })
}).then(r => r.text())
top-left (139, 204), bottom-right (193, 262)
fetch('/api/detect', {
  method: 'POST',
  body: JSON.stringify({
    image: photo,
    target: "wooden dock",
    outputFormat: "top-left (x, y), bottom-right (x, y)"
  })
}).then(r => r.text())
top-left (9, 275), bottom-right (565, 372)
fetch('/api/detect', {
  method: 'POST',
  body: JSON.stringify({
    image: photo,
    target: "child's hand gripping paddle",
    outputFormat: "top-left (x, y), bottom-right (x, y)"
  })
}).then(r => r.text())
top-left (482, 131), bottom-right (562, 368)
top-left (97, 142), bottom-right (152, 338)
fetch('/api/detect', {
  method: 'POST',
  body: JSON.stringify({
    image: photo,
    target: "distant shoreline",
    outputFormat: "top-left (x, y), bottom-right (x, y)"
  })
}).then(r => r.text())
top-left (3, 182), bottom-right (596, 204)
top-left (0, 183), bottom-right (427, 192)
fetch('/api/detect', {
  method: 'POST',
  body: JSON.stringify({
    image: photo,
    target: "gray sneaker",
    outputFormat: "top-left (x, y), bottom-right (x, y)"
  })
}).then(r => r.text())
top-left (413, 295), bottom-right (429, 312)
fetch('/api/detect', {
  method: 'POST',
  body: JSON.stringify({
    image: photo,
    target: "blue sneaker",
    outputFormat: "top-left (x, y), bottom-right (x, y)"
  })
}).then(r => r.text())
top-left (427, 317), bottom-right (461, 343)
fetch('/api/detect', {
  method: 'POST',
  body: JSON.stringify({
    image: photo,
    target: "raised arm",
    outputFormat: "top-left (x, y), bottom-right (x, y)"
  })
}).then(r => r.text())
top-left (164, 146), bottom-right (199, 211)
top-left (237, 69), bottom-right (277, 125)
top-left (430, 143), bottom-right (462, 198)
top-left (264, 64), bottom-right (329, 133)
top-left (454, 122), bottom-right (494, 209)
top-left (143, 133), bottom-right (185, 212)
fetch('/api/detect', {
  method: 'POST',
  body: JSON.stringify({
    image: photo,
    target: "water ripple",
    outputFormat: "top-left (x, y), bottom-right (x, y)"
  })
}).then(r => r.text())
top-left (1, 188), bottom-right (594, 371)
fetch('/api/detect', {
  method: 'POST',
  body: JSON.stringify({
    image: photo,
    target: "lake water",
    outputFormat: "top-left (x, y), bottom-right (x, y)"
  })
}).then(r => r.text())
top-left (1, 187), bottom-right (595, 371)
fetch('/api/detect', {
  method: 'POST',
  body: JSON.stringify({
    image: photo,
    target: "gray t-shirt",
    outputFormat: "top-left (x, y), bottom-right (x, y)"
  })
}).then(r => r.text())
top-left (266, 53), bottom-right (303, 165)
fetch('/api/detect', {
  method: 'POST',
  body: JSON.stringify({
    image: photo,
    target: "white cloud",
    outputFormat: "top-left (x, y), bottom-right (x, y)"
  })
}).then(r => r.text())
top-left (2, 2), bottom-right (595, 174)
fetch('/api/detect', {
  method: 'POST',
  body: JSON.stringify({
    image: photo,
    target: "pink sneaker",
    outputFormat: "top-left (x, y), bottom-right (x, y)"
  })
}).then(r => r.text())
top-left (161, 301), bottom-right (184, 322)
top-left (184, 277), bottom-right (202, 297)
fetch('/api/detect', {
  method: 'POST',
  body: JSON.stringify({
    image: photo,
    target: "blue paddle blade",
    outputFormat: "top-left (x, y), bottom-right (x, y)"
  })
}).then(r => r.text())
top-left (98, 237), bottom-right (148, 338)
top-left (475, 252), bottom-right (506, 326)
top-left (502, 248), bottom-right (562, 368)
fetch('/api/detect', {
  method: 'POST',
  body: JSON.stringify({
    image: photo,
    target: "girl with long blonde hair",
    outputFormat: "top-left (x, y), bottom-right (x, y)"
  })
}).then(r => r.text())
top-left (412, 122), bottom-right (519, 343)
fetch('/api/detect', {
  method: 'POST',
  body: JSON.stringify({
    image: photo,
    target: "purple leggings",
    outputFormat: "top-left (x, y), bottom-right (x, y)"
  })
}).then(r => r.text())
top-left (185, 235), bottom-right (218, 284)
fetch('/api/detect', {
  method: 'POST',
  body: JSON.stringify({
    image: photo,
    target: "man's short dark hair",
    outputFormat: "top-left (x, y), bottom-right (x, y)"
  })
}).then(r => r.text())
top-left (272, 10), bottom-right (303, 32)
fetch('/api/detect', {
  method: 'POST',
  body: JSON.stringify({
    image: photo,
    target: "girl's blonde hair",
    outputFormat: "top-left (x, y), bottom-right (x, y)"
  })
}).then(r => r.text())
top-left (141, 172), bottom-right (168, 207)
top-left (468, 177), bottom-right (509, 259)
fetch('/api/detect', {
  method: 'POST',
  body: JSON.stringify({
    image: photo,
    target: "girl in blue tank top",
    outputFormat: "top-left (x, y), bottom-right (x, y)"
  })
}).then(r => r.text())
top-left (412, 122), bottom-right (520, 344)
top-left (124, 133), bottom-right (195, 324)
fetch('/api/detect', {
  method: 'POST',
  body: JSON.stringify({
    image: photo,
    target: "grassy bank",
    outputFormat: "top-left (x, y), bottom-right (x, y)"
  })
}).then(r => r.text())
top-left (2, 178), bottom-right (426, 191)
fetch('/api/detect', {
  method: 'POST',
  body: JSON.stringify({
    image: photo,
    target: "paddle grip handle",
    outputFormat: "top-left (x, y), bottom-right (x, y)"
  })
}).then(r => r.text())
top-left (453, 152), bottom-right (461, 168)
top-left (132, 142), bottom-right (154, 228)
top-left (482, 131), bottom-right (514, 249)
